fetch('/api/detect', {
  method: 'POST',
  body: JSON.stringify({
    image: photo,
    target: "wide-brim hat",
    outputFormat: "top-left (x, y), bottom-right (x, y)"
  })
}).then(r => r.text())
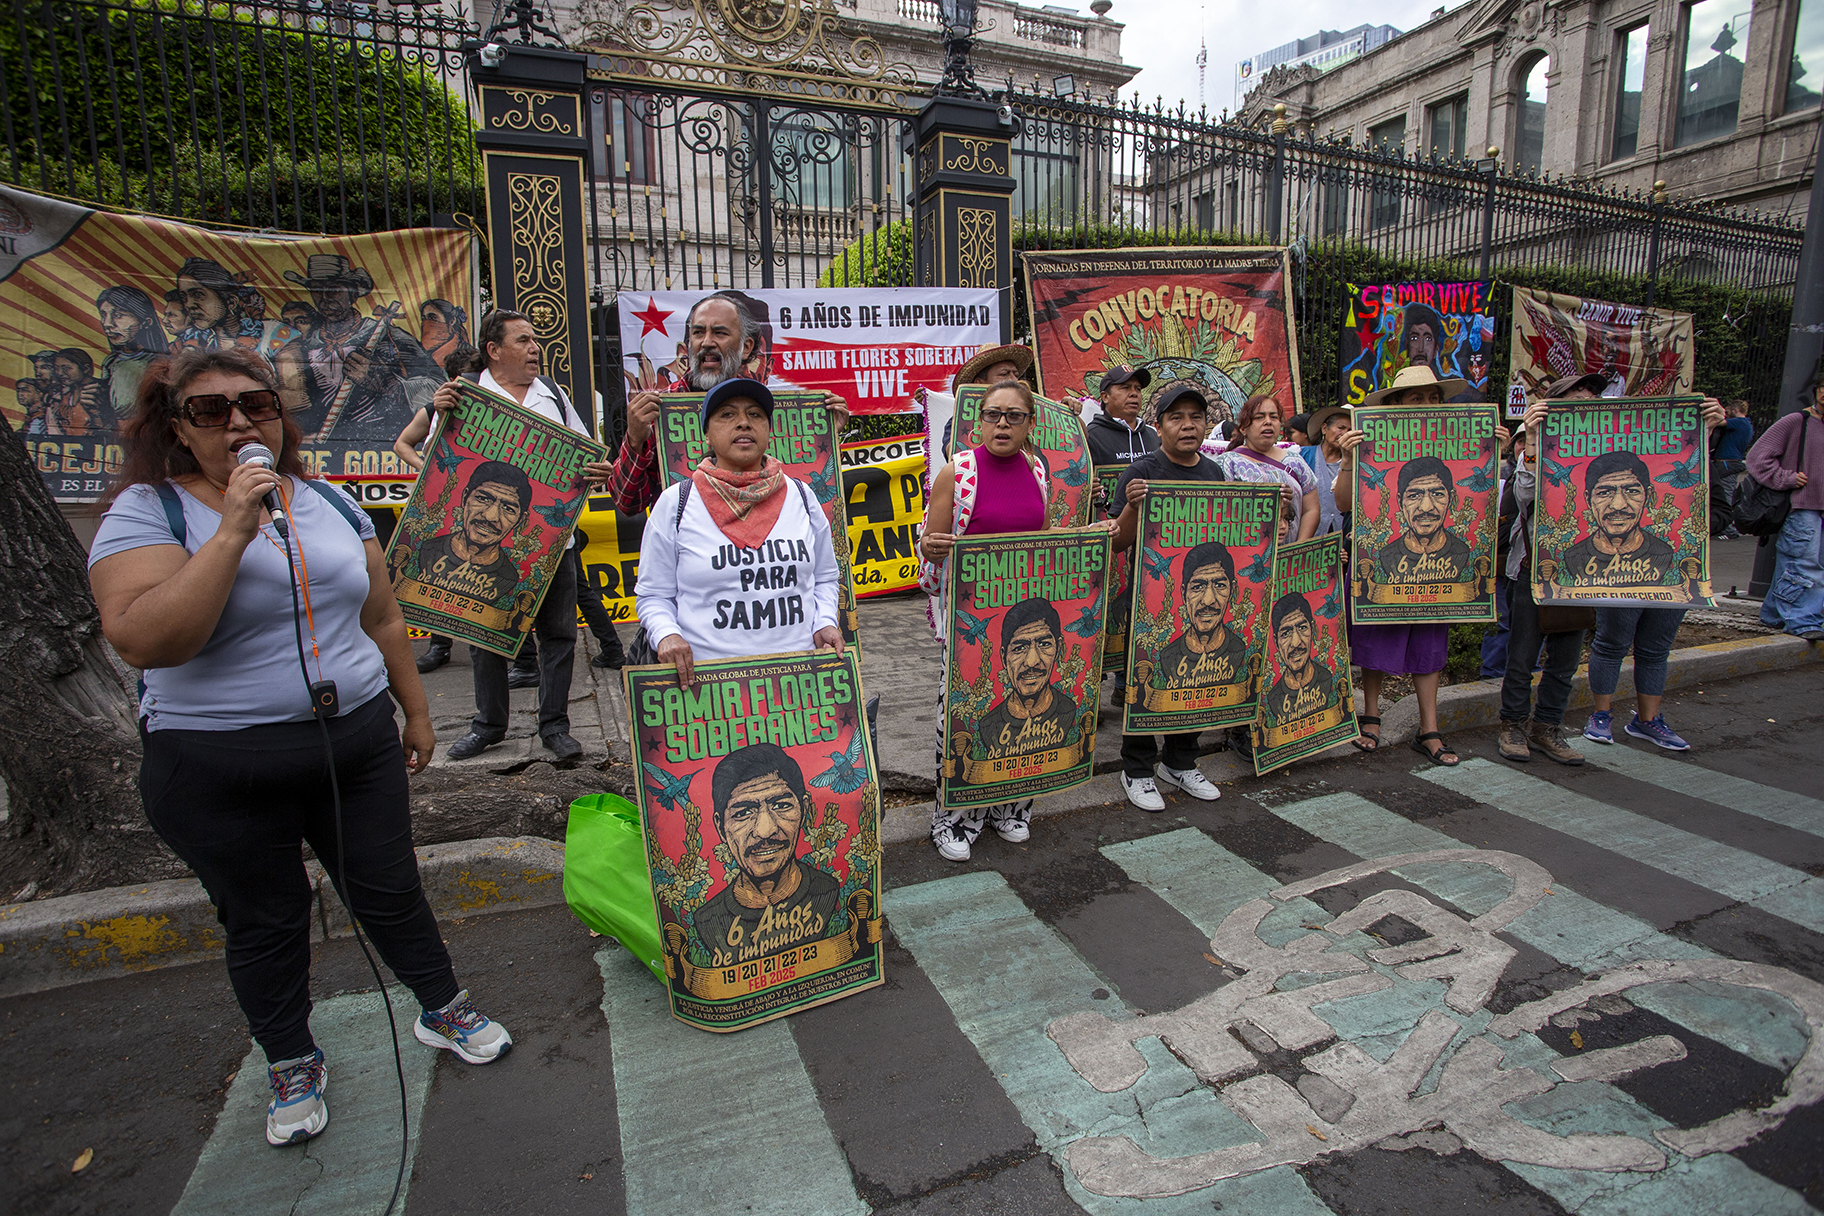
top-left (1147, 377), bottom-right (1210, 420)
top-left (1361, 364), bottom-right (1467, 408)
top-left (1307, 403), bottom-right (1351, 436)
top-left (952, 343), bottom-right (1034, 392)
top-left (1541, 372), bottom-right (1610, 400)
top-left (701, 377), bottom-right (775, 427)
top-left (284, 253), bottom-right (375, 296)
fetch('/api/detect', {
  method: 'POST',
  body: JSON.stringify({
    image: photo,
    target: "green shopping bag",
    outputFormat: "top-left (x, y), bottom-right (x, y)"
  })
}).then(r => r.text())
top-left (563, 793), bottom-right (665, 981)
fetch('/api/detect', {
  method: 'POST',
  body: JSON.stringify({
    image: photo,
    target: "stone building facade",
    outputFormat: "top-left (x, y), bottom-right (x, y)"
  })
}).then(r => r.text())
top-left (1240, 0), bottom-right (1820, 212)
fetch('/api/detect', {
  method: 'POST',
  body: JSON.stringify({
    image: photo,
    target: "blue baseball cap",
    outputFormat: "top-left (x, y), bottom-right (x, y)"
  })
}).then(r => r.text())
top-left (700, 377), bottom-right (775, 428)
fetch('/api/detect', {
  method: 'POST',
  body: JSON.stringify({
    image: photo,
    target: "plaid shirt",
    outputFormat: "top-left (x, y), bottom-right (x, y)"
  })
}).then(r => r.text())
top-left (604, 432), bottom-right (662, 515)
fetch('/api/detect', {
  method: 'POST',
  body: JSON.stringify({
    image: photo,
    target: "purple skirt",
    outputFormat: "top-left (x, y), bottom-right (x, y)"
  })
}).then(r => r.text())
top-left (1349, 622), bottom-right (1449, 675)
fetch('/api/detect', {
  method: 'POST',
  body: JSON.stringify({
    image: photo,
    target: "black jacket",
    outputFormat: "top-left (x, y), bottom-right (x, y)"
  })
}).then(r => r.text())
top-left (1084, 412), bottom-right (1159, 466)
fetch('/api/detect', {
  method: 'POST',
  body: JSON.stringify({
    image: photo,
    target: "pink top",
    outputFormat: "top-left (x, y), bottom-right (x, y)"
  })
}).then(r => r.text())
top-left (962, 445), bottom-right (1047, 536)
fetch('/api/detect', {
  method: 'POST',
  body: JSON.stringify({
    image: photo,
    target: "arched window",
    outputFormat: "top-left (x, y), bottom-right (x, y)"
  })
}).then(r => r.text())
top-left (1516, 55), bottom-right (1551, 173)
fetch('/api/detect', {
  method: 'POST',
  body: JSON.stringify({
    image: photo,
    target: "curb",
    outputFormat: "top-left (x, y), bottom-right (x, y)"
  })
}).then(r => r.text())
top-left (0, 836), bottom-right (567, 999)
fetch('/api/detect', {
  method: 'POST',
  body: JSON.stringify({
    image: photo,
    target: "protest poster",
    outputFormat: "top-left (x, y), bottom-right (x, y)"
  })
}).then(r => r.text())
top-left (1349, 402), bottom-right (1501, 624)
top-left (1506, 287), bottom-right (1694, 419)
top-left (384, 379), bottom-right (603, 656)
top-left (1096, 463), bottom-right (1131, 674)
top-left (624, 649), bottom-right (885, 1032)
top-left (1023, 246), bottom-right (1301, 424)
top-left (1251, 534), bottom-right (1357, 775)
top-left (0, 182), bottom-right (472, 502)
top-left (576, 493), bottom-right (647, 623)
top-left (840, 434), bottom-right (927, 598)
top-left (1124, 483), bottom-right (1279, 735)
top-left (940, 528), bottom-right (1110, 810)
top-left (1530, 396), bottom-right (1712, 607)
top-left (1340, 281), bottom-right (1495, 405)
top-left (655, 390), bottom-right (860, 648)
top-left (946, 384), bottom-right (1095, 528)
top-left (618, 286), bottom-right (999, 417)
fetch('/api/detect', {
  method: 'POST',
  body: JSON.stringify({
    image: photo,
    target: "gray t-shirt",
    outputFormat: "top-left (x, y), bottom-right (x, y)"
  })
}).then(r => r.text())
top-left (89, 479), bottom-right (390, 731)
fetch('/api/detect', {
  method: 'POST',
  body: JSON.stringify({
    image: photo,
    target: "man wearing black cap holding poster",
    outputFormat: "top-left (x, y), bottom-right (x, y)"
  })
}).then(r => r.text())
top-left (1085, 364), bottom-right (1158, 466)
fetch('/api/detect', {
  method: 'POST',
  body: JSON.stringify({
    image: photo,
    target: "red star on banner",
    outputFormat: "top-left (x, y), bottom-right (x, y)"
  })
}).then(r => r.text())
top-left (631, 296), bottom-right (673, 339)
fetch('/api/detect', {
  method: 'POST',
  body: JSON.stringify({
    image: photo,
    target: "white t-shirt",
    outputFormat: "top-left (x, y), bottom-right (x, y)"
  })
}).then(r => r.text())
top-left (479, 369), bottom-right (587, 549)
top-left (636, 477), bottom-right (840, 661)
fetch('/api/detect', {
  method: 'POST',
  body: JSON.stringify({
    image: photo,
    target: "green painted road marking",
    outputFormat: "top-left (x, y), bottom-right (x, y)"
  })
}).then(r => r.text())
top-left (596, 946), bottom-right (869, 1216)
top-left (1580, 744), bottom-right (1824, 840)
top-left (1424, 760), bottom-right (1824, 935)
top-left (172, 987), bottom-right (435, 1216)
top-left (891, 870), bottom-right (1336, 1215)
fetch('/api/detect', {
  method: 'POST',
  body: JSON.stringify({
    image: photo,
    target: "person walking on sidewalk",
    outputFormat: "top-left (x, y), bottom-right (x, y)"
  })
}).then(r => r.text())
top-left (1496, 374), bottom-right (1608, 766)
top-left (1582, 396), bottom-right (1730, 750)
top-left (436, 311), bottom-right (607, 762)
top-left (1108, 381), bottom-right (1231, 812)
top-left (1746, 368), bottom-right (1824, 641)
top-left (88, 347), bottom-right (511, 1149)
top-left (1712, 399), bottom-right (1755, 539)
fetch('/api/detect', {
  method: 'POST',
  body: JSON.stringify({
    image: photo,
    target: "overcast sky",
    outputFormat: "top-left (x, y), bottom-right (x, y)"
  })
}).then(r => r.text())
top-left (1100, 0), bottom-right (1467, 117)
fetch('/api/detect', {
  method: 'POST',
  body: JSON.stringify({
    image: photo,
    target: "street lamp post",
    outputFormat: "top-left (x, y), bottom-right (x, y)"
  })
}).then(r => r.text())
top-left (938, 0), bottom-right (984, 98)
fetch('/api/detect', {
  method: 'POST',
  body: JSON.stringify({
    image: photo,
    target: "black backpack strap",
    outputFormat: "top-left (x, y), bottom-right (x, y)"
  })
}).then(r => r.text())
top-left (305, 479), bottom-right (369, 534)
top-left (538, 375), bottom-right (580, 432)
top-left (675, 479), bottom-right (693, 527)
top-left (154, 481), bottom-right (186, 547)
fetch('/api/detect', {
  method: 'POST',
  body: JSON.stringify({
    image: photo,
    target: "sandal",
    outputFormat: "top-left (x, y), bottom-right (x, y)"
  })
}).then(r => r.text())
top-left (1352, 716), bottom-right (1382, 751)
top-left (1410, 731), bottom-right (1459, 767)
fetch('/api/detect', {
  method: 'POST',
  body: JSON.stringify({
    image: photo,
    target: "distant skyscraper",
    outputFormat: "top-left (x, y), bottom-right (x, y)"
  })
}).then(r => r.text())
top-left (1235, 25), bottom-right (1400, 101)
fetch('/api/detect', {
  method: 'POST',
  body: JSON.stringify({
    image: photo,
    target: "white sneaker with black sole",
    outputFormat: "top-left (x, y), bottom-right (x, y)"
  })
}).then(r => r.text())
top-left (1156, 764), bottom-right (1221, 801)
top-left (1121, 773), bottom-right (1165, 812)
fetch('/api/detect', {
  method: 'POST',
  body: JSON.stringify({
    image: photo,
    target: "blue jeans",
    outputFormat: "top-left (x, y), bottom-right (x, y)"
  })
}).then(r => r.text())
top-left (1499, 572), bottom-right (1581, 725)
top-left (1479, 576), bottom-right (1511, 679)
top-left (1588, 606), bottom-right (1684, 699)
top-left (1763, 508), bottom-right (1824, 634)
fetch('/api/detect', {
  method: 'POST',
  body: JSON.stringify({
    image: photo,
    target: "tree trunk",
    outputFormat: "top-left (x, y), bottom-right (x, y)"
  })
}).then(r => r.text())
top-left (0, 419), bottom-right (182, 895)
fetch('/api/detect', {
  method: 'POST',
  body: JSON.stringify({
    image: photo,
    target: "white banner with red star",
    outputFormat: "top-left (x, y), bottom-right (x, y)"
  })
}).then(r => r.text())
top-left (619, 288), bottom-right (999, 417)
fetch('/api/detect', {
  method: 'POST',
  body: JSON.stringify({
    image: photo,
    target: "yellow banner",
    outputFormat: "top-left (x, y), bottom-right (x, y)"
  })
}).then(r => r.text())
top-left (661, 892), bottom-right (883, 1002)
top-left (1260, 702), bottom-right (1351, 751)
top-left (841, 435), bottom-right (927, 598)
top-left (1352, 577), bottom-right (1489, 605)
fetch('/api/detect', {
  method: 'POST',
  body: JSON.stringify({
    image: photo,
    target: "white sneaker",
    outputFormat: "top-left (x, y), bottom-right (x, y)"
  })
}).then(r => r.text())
top-left (1121, 773), bottom-right (1165, 812)
top-left (1157, 764), bottom-right (1221, 801)
top-left (934, 829), bottom-right (971, 862)
top-left (993, 820), bottom-right (1030, 843)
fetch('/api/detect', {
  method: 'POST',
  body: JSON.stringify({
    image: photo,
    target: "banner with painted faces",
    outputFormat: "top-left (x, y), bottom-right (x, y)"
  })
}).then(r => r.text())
top-left (1340, 282), bottom-right (1495, 405)
top-left (947, 384), bottom-right (1095, 528)
top-left (618, 287), bottom-right (999, 418)
top-left (625, 649), bottom-right (884, 1032)
top-left (941, 528), bottom-right (1111, 810)
top-left (1530, 397), bottom-right (1712, 607)
top-left (656, 390), bottom-right (859, 650)
top-left (1349, 402), bottom-right (1501, 624)
top-left (1124, 483), bottom-right (1279, 735)
top-left (1506, 287), bottom-right (1694, 420)
top-left (1023, 246), bottom-right (1302, 424)
top-left (1250, 534), bottom-right (1358, 775)
top-left (386, 379), bottom-right (603, 656)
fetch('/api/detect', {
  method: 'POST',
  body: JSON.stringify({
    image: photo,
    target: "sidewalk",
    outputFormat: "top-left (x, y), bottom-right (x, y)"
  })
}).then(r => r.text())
top-left (416, 634), bottom-right (630, 772)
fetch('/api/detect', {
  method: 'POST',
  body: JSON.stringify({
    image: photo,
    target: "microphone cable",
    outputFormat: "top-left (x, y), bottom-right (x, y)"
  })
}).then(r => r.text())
top-left (277, 486), bottom-right (411, 1216)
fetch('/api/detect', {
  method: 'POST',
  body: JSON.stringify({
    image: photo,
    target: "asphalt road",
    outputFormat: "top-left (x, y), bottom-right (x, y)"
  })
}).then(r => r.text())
top-left (5, 666), bottom-right (1821, 1216)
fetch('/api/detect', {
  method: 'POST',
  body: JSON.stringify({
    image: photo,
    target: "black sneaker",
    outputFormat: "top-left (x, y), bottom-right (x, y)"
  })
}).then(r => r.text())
top-left (446, 731), bottom-right (500, 761)
top-left (507, 666), bottom-right (539, 690)
top-left (415, 645), bottom-right (451, 674)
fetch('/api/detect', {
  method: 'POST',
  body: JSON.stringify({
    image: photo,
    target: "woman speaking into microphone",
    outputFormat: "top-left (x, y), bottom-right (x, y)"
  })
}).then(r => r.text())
top-left (87, 348), bottom-right (510, 1150)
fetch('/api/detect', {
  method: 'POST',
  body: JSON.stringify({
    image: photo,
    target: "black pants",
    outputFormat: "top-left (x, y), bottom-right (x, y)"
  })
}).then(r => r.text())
top-left (471, 547), bottom-right (577, 740)
top-left (141, 695), bottom-right (458, 1062)
top-left (1121, 730), bottom-right (1201, 778)
top-left (572, 549), bottom-right (625, 659)
top-left (1499, 568), bottom-right (1582, 727)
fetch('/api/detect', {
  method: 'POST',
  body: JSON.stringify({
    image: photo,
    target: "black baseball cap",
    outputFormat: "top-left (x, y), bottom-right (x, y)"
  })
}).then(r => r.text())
top-left (700, 377), bottom-right (775, 427)
top-left (1099, 364), bottom-right (1152, 392)
top-left (1287, 412), bottom-right (1313, 436)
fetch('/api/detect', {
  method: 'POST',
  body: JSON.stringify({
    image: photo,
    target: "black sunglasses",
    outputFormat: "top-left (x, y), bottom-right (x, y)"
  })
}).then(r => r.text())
top-left (181, 390), bottom-right (283, 427)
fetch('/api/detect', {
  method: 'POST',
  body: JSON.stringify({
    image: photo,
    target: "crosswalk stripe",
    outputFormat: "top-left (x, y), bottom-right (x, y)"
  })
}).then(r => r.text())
top-left (1578, 744), bottom-right (1824, 840)
top-left (1260, 790), bottom-right (1808, 1072)
top-left (1422, 760), bottom-right (1824, 936)
top-left (172, 987), bottom-right (436, 1216)
top-left (1104, 814), bottom-right (1816, 1216)
top-left (595, 946), bottom-right (869, 1216)
top-left (890, 870), bottom-right (1336, 1216)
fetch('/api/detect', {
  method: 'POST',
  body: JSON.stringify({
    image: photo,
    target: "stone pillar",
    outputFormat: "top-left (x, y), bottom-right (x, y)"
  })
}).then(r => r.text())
top-left (913, 97), bottom-right (1016, 344)
top-left (470, 44), bottom-right (597, 434)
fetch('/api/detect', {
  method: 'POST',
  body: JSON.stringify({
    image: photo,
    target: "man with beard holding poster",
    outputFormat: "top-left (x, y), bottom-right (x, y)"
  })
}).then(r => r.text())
top-left (973, 597), bottom-right (1080, 761)
top-left (1559, 451), bottom-right (1677, 588)
top-left (691, 743), bottom-right (841, 968)
top-left (1264, 592), bottom-right (1340, 725)
top-left (1372, 455), bottom-right (1476, 585)
top-left (605, 291), bottom-right (849, 514)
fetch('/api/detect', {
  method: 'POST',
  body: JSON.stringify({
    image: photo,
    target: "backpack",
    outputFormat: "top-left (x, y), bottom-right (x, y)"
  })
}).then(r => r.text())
top-left (1732, 413), bottom-right (1811, 538)
top-left (151, 477), bottom-right (367, 546)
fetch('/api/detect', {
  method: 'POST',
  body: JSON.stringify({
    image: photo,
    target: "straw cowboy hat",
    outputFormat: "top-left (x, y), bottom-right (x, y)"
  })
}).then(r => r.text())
top-left (951, 343), bottom-right (1034, 392)
top-left (1360, 364), bottom-right (1467, 407)
top-left (1306, 403), bottom-right (1352, 436)
top-left (284, 253), bottom-right (375, 297)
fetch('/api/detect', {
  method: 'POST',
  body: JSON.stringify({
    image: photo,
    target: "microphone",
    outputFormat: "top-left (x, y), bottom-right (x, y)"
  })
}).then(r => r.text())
top-left (237, 442), bottom-right (290, 538)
